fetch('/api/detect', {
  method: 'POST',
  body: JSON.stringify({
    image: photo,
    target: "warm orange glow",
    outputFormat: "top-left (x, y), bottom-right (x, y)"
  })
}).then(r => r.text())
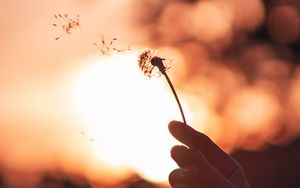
top-left (70, 51), bottom-right (191, 182)
top-left (192, 1), bottom-right (233, 46)
top-left (3, 0), bottom-right (300, 186)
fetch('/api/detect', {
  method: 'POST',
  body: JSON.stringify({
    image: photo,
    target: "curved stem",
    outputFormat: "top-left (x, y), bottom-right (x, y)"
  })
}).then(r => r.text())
top-left (162, 71), bottom-right (187, 125)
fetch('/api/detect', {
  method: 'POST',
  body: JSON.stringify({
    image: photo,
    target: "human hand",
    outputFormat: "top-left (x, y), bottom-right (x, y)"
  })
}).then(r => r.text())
top-left (168, 121), bottom-right (250, 188)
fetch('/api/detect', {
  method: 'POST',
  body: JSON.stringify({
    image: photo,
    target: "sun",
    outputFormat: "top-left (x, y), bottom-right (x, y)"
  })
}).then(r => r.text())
top-left (70, 51), bottom-right (190, 182)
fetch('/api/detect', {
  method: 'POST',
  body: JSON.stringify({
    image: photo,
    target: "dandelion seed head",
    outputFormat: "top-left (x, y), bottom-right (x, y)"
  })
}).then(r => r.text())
top-left (138, 50), bottom-right (168, 78)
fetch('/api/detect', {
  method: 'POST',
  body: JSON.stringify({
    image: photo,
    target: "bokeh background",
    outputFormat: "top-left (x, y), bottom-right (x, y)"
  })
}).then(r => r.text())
top-left (1, 0), bottom-right (300, 187)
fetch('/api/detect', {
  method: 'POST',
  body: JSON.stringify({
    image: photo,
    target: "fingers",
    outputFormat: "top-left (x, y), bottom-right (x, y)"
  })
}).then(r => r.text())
top-left (193, 151), bottom-right (235, 188)
top-left (169, 121), bottom-right (248, 188)
top-left (169, 148), bottom-right (235, 188)
top-left (169, 167), bottom-right (234, 188)
top-left (168, 121), bottom-right (231, 166)
top-left (171, 146), bottom-right (213, 176)
top-left (169, 168), bottom-right (205, 188)
top-left (170, 145), bottom-right (212, 172)
top-left (171, 145), bottom-right (194, 168)
top-left (169, 168), bottom-right (190, 185)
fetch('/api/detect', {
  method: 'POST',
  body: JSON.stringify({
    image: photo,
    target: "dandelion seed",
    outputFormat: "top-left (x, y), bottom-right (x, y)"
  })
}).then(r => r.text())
top-left (52, 13), bottom-right (80, 40)
top-left (101, 35), bottom-right (106, 45)
top-left (93, 35), bottom-right (130, 56)
top-left (55, 35), bottom-right (63, 40)
top-left (138, 50), bottom-right (186, 125)
top-left (112, 47), bottom-right (131, 54)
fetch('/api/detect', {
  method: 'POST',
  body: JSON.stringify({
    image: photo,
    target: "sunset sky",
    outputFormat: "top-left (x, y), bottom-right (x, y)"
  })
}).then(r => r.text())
top-left (1, 0), bottom-right (300, 187)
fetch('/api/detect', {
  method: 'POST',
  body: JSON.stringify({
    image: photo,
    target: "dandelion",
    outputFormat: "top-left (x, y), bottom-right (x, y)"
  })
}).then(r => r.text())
top-left (138, 50), bottom-right (186, 125)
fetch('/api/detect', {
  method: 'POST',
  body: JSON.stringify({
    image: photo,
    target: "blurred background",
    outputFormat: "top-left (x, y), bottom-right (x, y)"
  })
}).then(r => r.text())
top-left (1, 0), bottom-right (300, 187)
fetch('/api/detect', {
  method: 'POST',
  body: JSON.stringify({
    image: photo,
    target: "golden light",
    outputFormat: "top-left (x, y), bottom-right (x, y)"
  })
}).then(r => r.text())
top-left (70, 51), bottom-right (190, 182)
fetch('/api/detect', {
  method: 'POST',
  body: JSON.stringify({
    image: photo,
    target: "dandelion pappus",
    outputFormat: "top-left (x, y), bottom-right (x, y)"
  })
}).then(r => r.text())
top-left (112, 45), bottom-right (131, 54)
top-left (93, 35), bottom-right (112, 56)
top-left (52, 13), bottom-right (80, 40)
top-left (93, 35), bottom-right (131, 56)
top-left (138, 49), bottom-right (172, 78)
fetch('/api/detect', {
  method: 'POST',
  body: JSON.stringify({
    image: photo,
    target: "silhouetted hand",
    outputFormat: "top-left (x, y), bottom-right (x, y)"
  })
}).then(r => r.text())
top-left (168, 121), bottom-right (250, 188)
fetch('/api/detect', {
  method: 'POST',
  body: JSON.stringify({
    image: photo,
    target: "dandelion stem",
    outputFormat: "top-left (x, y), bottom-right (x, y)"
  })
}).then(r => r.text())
top-left (139, 51), bottom-right (187, 125)
top-left (161, 71), bottom-right (187, 125)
